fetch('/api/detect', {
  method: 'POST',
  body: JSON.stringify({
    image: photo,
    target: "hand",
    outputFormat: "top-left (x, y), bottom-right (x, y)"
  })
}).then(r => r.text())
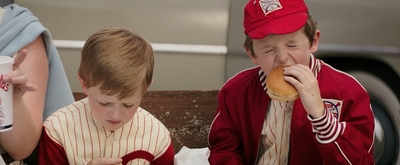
top-left (87, 157), bottom-right (123, 165)
top-left (283, 64), bottom-right (325, 118)
top-left (3, 49), bottom-right (37, 99)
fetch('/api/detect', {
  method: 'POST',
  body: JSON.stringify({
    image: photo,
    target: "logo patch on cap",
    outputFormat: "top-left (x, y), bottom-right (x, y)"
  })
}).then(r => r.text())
top-left (322, 99), bottom-right (343, 120)
top-left (259, 0), bottom-right (282, 16)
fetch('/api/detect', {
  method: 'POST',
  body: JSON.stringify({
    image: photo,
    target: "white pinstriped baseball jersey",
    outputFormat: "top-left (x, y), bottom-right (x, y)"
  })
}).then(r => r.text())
top-left (257, 100), bottom-right (293, 165)
top-left (40, 98), bottom-right (173, 165)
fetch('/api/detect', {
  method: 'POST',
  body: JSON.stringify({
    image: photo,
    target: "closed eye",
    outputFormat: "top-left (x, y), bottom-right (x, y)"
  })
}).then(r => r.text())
top-left (99, 102), bottom-right (110, 107)
top-left (124, 104), bottom-right (134, 108)
top-left (265, 48), bottom-right (274, 53)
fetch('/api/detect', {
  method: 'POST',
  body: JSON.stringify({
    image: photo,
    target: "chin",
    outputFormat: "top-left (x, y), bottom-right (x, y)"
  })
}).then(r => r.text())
top-left (106, 126), bottom-right (121, 132)
top-left (103, 122), bottom-right (123, 131)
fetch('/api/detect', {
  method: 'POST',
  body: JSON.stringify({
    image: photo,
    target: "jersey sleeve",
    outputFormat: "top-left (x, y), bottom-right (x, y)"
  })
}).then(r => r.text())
top-left (152, 142), bottom-right (174, 165)
top-left (38, 126), bottom-right (69, 165)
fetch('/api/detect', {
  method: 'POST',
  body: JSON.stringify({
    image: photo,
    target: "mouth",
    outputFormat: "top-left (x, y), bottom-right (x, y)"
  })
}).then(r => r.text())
top-left (107, 120), bottom-right (121, 125)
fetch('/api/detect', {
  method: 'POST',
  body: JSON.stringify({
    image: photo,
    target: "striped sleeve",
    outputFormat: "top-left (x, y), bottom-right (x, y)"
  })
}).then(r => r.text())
top-left (308, 108), bottom-right (346, 144)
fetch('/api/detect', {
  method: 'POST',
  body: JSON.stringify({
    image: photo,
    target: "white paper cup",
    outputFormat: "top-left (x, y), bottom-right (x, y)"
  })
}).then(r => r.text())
top-left (0, 56), bottom-right (14, 132)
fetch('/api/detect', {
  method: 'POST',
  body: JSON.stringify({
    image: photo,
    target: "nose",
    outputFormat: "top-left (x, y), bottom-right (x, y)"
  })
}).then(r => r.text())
top-left (275, 48), bottom-right (289, 64)
top-left (109, 106), bottom-right (122, 119)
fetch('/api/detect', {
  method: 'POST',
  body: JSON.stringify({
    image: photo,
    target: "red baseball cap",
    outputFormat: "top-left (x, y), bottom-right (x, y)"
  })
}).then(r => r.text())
top-left (244, 0), bottom-right (309, 39)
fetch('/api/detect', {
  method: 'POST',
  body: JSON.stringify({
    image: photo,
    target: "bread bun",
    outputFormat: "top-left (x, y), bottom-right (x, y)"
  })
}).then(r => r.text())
top-left (265, 65), bottom-right (299, 101)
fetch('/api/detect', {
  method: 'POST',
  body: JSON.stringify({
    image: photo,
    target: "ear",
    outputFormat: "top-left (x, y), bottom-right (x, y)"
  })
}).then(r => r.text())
top-left (244, 46), bottom-right (259, 65)
top-left (77, 74), bottom-right (89, 95)
top-left (310, 30), bottom-right (320, 53)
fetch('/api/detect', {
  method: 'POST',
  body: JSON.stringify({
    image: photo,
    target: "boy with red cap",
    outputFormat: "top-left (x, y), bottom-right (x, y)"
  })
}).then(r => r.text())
top-left (208, 0), bottom-right (375, 164)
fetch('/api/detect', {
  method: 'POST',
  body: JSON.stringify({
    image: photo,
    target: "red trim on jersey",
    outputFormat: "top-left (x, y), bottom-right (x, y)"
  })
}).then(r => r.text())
top-left (121, 143), bottom-right (174, 165)
top-left (122, 150), bottom-right (154, 165)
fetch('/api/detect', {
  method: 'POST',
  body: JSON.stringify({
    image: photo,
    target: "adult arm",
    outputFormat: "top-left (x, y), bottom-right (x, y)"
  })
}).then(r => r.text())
top-left (1, 35), bottom-right (48, 160)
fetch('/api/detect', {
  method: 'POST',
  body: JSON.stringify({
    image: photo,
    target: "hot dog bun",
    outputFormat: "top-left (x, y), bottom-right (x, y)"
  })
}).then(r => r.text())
top-left (265, 65), bottom-right (299, 101)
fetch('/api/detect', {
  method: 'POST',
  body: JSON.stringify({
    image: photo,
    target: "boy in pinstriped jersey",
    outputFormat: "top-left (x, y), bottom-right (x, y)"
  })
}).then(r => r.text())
top-left (38, 27), bottom-right (174, 165)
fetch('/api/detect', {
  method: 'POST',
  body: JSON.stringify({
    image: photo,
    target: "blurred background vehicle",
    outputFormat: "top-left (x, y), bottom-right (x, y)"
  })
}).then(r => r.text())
top-left (7, 0), bottom-right (400, 164)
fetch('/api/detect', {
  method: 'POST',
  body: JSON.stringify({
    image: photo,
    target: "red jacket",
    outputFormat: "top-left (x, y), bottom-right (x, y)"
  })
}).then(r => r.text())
top-left (208, 58), bottom-right (374, 165)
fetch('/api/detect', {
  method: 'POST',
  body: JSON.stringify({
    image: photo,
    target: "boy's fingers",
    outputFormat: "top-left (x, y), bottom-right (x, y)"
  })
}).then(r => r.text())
top-left (105, 158), bottom-right (123, 164)
top-left (93, 158), bottom-right (122, 165)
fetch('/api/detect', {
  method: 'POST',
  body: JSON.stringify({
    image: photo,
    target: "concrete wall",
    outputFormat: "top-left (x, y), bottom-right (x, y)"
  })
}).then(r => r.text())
top-left (15, 0), bottom-right (231, 92)
top-left (13, 0), bottom-right (400, 92)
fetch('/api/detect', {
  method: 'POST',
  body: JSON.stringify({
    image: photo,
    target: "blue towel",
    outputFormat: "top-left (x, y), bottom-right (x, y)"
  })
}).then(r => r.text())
top-left (0, 4), bottom-right (75, 120)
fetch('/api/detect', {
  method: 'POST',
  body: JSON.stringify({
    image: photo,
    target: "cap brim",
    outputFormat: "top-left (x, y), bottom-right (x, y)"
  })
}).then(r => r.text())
top-left (248, 12), bottom-right (308, 39)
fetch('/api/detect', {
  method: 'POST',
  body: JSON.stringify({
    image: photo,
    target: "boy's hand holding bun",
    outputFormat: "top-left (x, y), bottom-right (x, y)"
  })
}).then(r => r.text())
top-left (282, 64), bottom-right (325, 118)
top-left (266, 65), bottom-right (299, 101)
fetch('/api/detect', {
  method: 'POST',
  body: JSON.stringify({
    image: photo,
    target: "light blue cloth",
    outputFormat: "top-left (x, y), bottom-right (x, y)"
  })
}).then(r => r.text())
top-left (0, 4), bottom-right (74, 120)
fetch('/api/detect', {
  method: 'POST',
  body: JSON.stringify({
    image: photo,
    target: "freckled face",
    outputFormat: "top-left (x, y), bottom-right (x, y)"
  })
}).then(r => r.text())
top-left (248, 29), bottom-right (318, 75)
top-left (85, 84), bottom-right (143, 131)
